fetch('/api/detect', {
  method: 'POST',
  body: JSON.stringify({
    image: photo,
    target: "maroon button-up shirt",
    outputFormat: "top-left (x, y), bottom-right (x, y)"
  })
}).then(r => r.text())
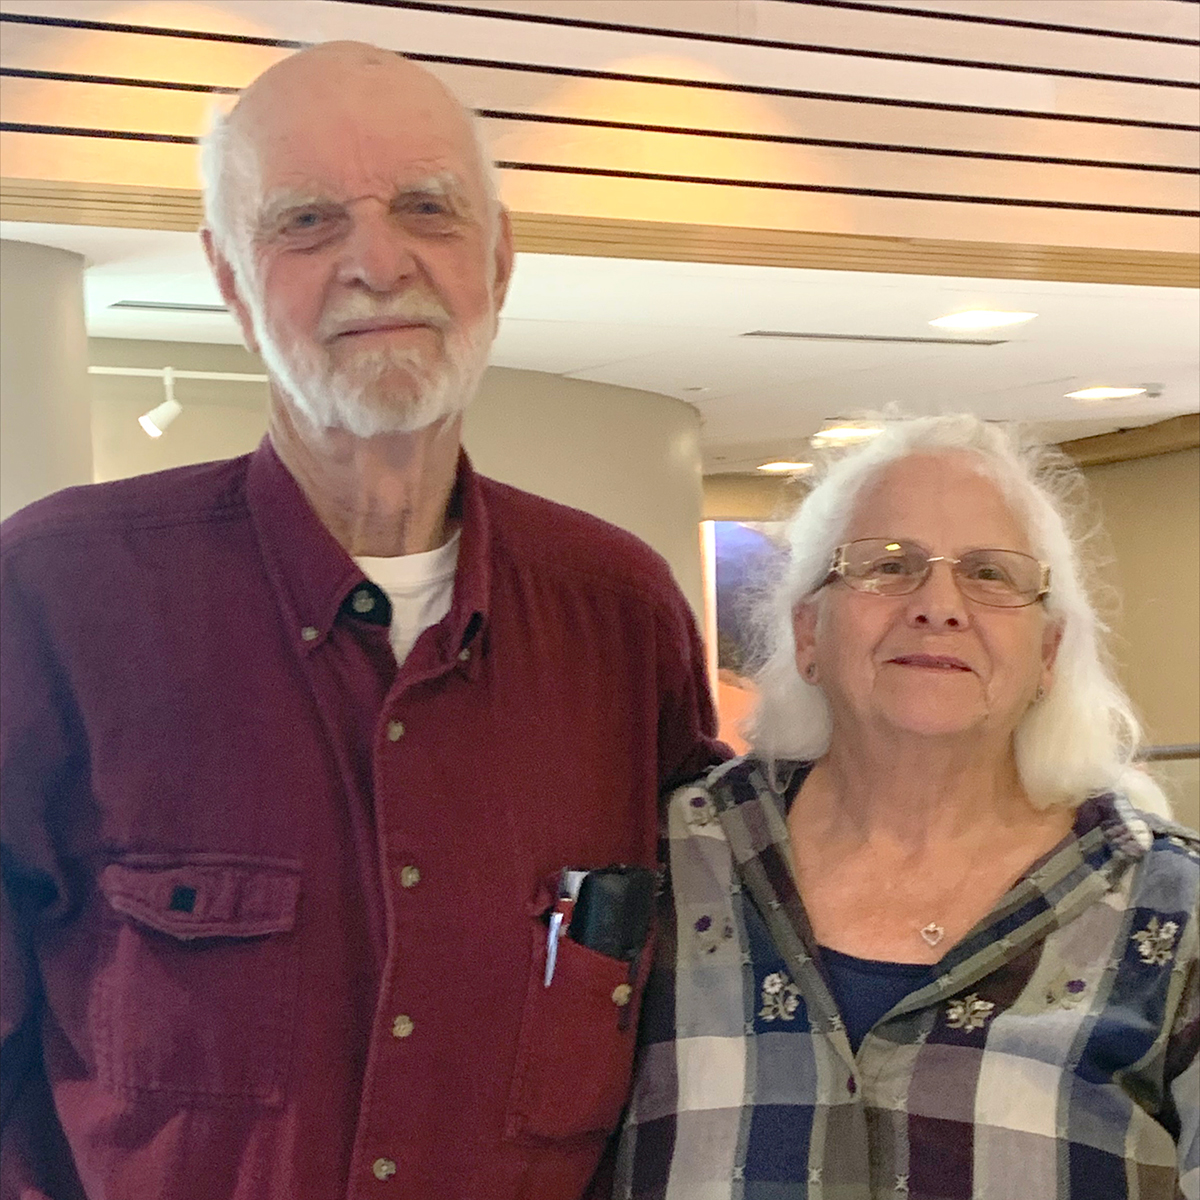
top-left (0, 440), bottom-right (722, 1200)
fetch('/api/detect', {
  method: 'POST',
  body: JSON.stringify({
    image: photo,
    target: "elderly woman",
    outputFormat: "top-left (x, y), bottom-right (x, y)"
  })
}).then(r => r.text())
top-left (617, 415), bottom-right (1198, 1200)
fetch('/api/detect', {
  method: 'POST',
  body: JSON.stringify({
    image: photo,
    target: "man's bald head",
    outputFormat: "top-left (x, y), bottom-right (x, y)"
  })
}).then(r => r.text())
top-left (196, 40), bottom-right (513, 441)
top-left (200, 42), bottom-right (499, 264)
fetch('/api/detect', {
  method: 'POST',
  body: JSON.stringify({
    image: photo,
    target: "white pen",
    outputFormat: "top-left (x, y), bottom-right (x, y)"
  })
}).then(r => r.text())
top-left (544, 869), bottom-right (588, 987)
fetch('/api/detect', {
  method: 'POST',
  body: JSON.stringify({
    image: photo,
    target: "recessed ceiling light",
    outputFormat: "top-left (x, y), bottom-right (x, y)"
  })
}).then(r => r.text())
top-left (757, 461), bottom-right (813, 473)
top-left (810, 424), bottom-right (883, 449)
top-left (1065, 386), bottom-right (1147, 401)
top-left (929, 310), bottom-right (1037, 332)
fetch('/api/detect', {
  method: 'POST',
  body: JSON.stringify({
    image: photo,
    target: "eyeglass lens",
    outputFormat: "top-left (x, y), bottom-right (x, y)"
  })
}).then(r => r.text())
top-left (838, 539), bottom-right (1044, 606)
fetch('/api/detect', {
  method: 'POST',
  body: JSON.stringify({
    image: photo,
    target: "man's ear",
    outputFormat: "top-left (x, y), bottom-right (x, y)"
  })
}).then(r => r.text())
top-left (490, 207), bottom-right (515, 312)
top-left (200, 226), bottom-right (259, 355)
top-left (792, 601), bottom-right (820, 681)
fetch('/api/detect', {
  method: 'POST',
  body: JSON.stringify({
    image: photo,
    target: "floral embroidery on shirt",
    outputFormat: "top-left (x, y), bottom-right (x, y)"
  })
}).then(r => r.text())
top-left (1044, 973), bottom-right (1089, 1009)
top-left (760, 971), bottom-right (801, 1021)
top-left (1132, 916), bottom-right (1179, 965)
top-left (693, 913), bottom-right (734, 955)
top-left (945, 993), bottom-right (995, 1031)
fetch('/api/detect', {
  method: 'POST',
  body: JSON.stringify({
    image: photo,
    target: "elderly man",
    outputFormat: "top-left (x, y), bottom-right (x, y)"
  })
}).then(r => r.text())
top-left (0, 43), bottom-right (720, 1200)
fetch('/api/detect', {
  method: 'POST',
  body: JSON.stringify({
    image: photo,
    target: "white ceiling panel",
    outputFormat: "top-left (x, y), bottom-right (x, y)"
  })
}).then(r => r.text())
top-left (2, 220), bottom-right (1195, 472)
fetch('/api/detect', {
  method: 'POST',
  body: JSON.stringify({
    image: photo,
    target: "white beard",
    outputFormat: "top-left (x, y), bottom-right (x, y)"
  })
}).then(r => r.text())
top-left (250, 293), bottom-right (494, 438)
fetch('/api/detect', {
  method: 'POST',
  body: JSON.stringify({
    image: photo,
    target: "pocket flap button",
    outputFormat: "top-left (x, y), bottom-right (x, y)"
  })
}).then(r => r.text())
top-left (168, 885), bottom-right (197, 913)
top-left (372, 1157), bottom-right (397, 1181)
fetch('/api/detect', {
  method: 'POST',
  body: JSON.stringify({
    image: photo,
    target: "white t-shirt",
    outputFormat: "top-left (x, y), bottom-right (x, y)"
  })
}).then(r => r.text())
top-left (355, 529), bottom-right (461, 666)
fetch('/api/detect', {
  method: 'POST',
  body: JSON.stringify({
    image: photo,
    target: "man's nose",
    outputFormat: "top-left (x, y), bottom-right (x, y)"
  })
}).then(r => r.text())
top-left (905, 560), bottom-right (969, 630)
top-left (336, 206), bottom-right (417, 293)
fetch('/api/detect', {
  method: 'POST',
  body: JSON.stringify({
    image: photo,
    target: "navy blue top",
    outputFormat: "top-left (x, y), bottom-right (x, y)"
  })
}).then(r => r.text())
top-left (819, 946), bottom-right (936, 1053)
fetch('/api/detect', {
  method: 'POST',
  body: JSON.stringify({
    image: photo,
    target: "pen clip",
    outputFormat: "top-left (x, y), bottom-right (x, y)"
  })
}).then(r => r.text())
top-left (543, 911), bottom-right (564, 987)
top-left (543, 868), bottom-right (588, 987)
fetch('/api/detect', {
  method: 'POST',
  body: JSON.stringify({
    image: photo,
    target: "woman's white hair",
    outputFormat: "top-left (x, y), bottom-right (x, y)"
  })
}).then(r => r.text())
top-left (747, 413), bottom-right (1170, 815)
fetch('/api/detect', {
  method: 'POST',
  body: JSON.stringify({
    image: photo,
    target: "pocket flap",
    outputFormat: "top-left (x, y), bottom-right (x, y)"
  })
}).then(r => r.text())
top-left (99, 854), bottom-right (301, 940)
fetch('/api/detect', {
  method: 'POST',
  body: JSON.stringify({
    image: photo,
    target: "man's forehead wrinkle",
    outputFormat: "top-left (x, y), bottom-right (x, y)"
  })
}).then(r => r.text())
top-left (253, 171), bottom-right (471, 227)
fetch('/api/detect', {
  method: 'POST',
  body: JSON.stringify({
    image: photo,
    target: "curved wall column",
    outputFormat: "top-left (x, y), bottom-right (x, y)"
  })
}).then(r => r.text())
top-left (0, 240), bottom-right (92, 520)
top-left (463, 368), bottom-right (705, 616)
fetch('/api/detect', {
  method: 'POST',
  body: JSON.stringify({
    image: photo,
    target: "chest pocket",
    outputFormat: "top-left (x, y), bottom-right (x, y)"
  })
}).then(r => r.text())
top-left (505, 921), bottom-right (653, 1141)
top-left (95, 854), bottom-right (302, 1106)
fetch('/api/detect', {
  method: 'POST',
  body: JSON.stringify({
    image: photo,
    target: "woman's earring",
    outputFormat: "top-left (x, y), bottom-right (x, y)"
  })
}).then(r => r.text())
top-left (1034, 684), bottom-right (1046, 702)
top-left (804, 663), bottom-right (818, 683)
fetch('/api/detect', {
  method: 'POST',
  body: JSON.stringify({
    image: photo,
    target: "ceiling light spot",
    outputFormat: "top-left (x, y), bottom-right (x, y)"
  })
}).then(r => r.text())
top-left (929, 310), bottom-right (1037, 332)
top-left (758, 461), bottom-right (813, 473)
top-left (1065, 386), bottom-right (1148, 401)
top-left (810, 424), bottom-right (883, 449)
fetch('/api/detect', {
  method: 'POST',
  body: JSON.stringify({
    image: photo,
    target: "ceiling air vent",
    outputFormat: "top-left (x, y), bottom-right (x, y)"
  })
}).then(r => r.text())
top-left (110, 301), bottom-right (229, 313)
top-left (741, 331), bottom-right (1006, 346)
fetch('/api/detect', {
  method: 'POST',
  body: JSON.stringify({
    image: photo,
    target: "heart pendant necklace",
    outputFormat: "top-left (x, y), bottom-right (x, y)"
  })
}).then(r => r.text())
top-left (919, 922), bottom-right (946, 947)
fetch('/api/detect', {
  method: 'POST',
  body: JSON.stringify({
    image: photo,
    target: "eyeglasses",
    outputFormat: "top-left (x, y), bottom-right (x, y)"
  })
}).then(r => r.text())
top-left (827, 538), bottom-right (1050, 608)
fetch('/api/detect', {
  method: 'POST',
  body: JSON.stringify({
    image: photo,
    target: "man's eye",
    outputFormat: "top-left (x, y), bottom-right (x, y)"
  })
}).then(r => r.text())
top-left (397, 196), bottom-right (457, 222)
top-left (873, 559), bottom-right (912, 576)
top-left (286, 210), bottom-right (325, 231)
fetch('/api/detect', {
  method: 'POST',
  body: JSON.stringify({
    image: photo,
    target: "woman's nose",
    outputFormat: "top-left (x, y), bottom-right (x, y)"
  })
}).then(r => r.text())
top-left (906, 561), bottom-right (969, 629)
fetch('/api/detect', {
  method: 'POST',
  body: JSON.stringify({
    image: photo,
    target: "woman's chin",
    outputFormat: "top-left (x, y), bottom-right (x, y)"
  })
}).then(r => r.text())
top-left (876, 704), bottom-right (989, 741)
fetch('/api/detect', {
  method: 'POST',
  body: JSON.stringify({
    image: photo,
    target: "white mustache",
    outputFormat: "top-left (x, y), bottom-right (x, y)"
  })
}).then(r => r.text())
top-left (318, 294), bottom-right (451, 339)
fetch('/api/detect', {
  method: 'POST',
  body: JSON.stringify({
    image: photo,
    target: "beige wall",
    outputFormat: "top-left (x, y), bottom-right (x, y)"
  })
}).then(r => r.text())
top-left (87, 340), bottom-right (705, 614)
top-left (1083, 449), bottom-right (1199, 827)
top-left (1083, 448), bottom-right (1199, 751)
top-left (703, 472), bottom-right (795, 522)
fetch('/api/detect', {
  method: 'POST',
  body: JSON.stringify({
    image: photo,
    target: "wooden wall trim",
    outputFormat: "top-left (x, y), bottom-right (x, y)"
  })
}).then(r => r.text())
top-left (2, 177), bottom-right (1198, 287)
top-left (1060, 412), bottom-right (1200, 466)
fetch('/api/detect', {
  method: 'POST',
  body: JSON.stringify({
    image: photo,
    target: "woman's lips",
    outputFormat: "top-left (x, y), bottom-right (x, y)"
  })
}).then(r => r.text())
top-left (888, 654), bottom-right (973, 671)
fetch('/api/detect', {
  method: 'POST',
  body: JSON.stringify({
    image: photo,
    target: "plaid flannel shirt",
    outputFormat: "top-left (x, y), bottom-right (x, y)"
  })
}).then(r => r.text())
top-left (616, 756), bottom-right (1200, 1200)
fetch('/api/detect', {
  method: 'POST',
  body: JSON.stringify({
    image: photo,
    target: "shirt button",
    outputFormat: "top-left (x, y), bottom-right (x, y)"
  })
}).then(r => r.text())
top-left (351, 588), bottom-right (376, 614)
top-left (458, 648), bottom-right (471, 662)
top-left (300, 626), bottom-right (319, 642)
top-left (386, 720), bottom-right (405, 741)
top-left (371, 1157), bottom-right (397, 1181)
top-left (847, 1076), bottom-right (857, 1095)
top-left (392, 1014), bottom-right (415, 1039)
top-left (400, 865), bottom-right (421, 888)
top-left (611, 983), bottom-right (633, 1007)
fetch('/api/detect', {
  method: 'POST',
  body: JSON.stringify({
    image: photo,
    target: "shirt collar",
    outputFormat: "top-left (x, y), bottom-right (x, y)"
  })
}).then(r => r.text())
top-left (707, 757), bottom-right (1150, 979)
top-left (246, 437), bottom-right (491, 666)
